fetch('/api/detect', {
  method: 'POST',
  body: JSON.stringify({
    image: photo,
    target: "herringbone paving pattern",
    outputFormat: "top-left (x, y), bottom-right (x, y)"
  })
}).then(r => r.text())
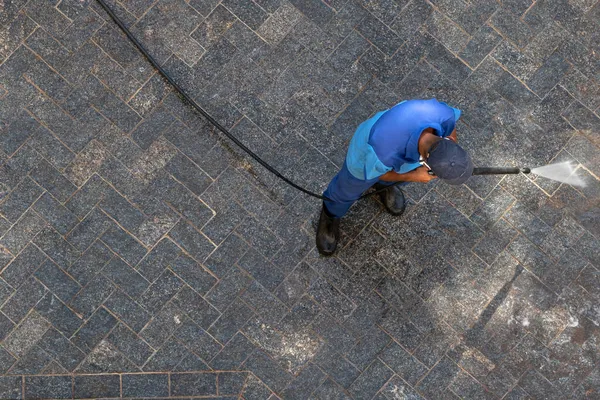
top-left (0, 0), bottom-right (599, 398)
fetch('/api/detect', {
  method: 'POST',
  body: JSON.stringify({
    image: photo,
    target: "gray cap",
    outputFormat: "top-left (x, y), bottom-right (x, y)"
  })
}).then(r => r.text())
top-left (427, 139), bottom-right (473, 185)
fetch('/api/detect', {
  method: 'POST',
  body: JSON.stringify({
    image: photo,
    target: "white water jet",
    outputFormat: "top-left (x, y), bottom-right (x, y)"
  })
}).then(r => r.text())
top-left (530, 161), bottom-right (587, 187)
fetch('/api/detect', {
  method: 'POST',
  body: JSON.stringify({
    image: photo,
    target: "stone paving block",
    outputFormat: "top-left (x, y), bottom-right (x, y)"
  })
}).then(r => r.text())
top-left (139, 301), bottom-right (185, 348)
top-left (33, 193), bottom-right (78, 235)
top-left (237, 247), bottom-right (285, 292)
top-left (139, 269), bottom-right (183, 314)
top-left (1, 276), bottom-right (46, 324)
top-left (104, 289), bottom-right (150, 333)
top-left (123, 373), bottom-right (169, 398)
top-left (210, 331), bottom-right (256, 369)
top-left (356, 13), bottom-right (401, 57)
top-left (8, 344), bottom-right (52, 375)
top-left (35, 292), bottom-right (83, 338)
top-left (209, 298), bottom-right (255, 343)
top-left (37, 328), bottom-right (86, 372)
top-left (73, 374), bottom-right (121, 399)
top-left (424, 36), bottom-right (472, 83)
top-left (71, 307), bottom-right (118, 351)
top-left (174, 319), bottom-right (221, 361)
top-left (349, 358), bottom-right (394, 399)
top-left (0, 209), bottom-right (47, 255)
top-left (3, 311), bottom-right (50, 357)
top-left (29, 160), bottom-right (77, 204)
top-left (524, 22), bottom-right (569, 64)
top-left (34, 260), bottom-right (81, 303)
top-left (102, 257), bottom-right (150, 299)
top-left (243, 349), bottom-right (294, 393)
top-left (34, 227), bottom-right (81, 270)
top-left (170, 372), bottom-right (218, 396)
top-left (459, 25), bottom-right (502, 68)
top-left (0, 376), bottom-right (20, 400)
top-left (527, 52), bottom-right (570, 97)
top-left (172, 285), bottom-right (220, 329)
top-left (24, 375), bottom-right (72, 400)
top-left (416, 356), bottom-right (460, 398)
top-left (204, 267), bottom-right (250, 314)
top-left (492, 41), bottom-right (539, 81)
top-left (427, 11), bottom-right (470, 54)
top-left (0, 110), bottom-right (38, 156)
top-left (0, 176), bottom-right (43, 224)
top-left (491, 7), bottom-right (535, 47)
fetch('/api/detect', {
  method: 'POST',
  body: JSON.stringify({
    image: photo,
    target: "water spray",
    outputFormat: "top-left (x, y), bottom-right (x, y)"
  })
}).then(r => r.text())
top-left (471, 161), bottom-right (586, 187)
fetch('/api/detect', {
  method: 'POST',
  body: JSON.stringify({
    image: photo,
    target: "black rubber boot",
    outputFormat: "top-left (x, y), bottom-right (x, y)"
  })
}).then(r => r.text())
top-left (316, 204), bottom-right (340, 256)
top-left (374, 183), bottom-right (406, 216)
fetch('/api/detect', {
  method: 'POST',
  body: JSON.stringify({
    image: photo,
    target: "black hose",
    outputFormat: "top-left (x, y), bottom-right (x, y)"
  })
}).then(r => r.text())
top-left (94, 0), bottom-right (403, 202)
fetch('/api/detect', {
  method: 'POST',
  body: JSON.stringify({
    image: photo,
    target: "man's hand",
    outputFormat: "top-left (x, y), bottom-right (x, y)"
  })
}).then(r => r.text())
top-left (409, 166), bottom-right (438, 182)
top-left (379, 166), bottom-right (437, 183)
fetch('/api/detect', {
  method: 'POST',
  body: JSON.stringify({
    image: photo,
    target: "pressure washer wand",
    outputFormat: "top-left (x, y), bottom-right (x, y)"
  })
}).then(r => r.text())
top-left (472, 167), bottom-right (531, 175)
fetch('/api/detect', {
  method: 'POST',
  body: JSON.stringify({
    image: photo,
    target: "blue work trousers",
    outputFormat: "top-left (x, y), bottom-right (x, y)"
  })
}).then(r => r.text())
top-left (323, 162), bottom-right (406, 218)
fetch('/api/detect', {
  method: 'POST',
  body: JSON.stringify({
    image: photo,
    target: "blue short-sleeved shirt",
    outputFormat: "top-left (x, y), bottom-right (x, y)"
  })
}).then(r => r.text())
top-left (346, 99), bottom-right (461, 180)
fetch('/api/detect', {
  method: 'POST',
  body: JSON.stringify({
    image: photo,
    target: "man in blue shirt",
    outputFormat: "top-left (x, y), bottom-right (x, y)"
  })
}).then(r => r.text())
top-left (317, 99), bottom-right (474, 255)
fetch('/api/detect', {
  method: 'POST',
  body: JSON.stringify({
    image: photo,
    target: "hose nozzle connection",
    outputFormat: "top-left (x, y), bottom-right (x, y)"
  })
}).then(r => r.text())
top-left (521, 168), bottom-right (531, 174)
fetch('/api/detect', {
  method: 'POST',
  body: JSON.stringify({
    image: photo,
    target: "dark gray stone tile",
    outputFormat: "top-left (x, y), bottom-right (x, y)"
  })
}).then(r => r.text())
top-left (33, 193), bottom-right (78, 235)
top-left (24, 376), bottom-right (72, 400)
top-left (107, 323), bottom-right (153, 367)
top-left (460, 25), bottom-right (502, 67)
top-left (490, 7), bottom-right (534, 47)
top-left (69, 273), bottom-right (114, 320)
top-left (35, 293), bottom-right (83, 337)
top-left (135, 238), bottom-right (182, 283)
top-left (379, 342), bottom-right (428, 386)
top-left (102, 257), bottom-right (150, 299)
top-left (0, 176), bottom-right (43, 223)
top-left (240, 280), bottom-right (288, 325)
top-left (209, 298), bottom-right (255, 343)
top-left (71, 307), bottom-right (118, 351)
top-left (138, 301), bottom-right (184, 349)
top-left (0, 376), bottom-right (22, 400)
top-left (349, 359), bottom-right (394, 399)
top-left (357, 13), bottom-right (401, 56)
top-left (168, 220), bottom-right (215, 262)
top-left (527, 53), bottom-right (570, 97)
top-left (210, 332), bottom-right (256, 370)
top-left (38, 328), bottom-right (85, 372)
top-left (243, 349), bottom-right (294, 393)
top-left (34, 260), bottom-right (81, 303)
top-left (281, 363), bottom-right (326, 400)
top-left (34, 227), bottom-right (81, 270)
top-left (101, 225), bottom-right (147, 266)
top-left (172, 285), bottom-right (220, 329)
top-left (174, 319), bottom-right (221, 361)
top-left (473, 219), bottom-right (518, 264)
top-left (73, 374), bottom-right (121, 399)
top-left (310, 378), bottom-right (351, 400)
top-left (417, 357), bottom-right (460, 398)
top-left (170, 254), bottom-right (216, 295)
top-left (122, 374), bottom-right (169, 398)
top-left (1, 276), bottom-right (46, 324)
top-left (139, 269), bottom-right (183, 314)
top-left (170, 372), bottom-right (218, 397)
top-left (205, 266), bottom-right (253, 312)
top-left (143, 338), bottom-right (189, 371)
top-left (1, 110), bottom-right (39, 156)
top-left (0, 244), bottom-right (46, 288)
top-left (76, 339), bottom-right (139, 373)
top-left (238, 247), bottom-right (285, 292)
top-left (104, 289), bottom-right (150, 333)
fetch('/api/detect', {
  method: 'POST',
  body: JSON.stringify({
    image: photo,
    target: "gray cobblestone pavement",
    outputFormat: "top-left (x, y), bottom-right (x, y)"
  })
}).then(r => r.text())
top-left (0, 0), bottom-right (599, 398)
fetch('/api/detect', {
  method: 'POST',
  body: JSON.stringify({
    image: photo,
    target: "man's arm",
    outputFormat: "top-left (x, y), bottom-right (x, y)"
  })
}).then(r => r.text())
top-left (448, 127), bottom-right (458, 143)
top-left (379, 166), bottom-right (437, 183)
